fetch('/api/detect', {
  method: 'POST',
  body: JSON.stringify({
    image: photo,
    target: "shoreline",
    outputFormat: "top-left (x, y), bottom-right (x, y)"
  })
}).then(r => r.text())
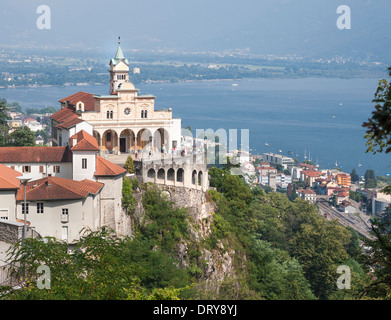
top-left (0, 74), bottom-right (384, 90)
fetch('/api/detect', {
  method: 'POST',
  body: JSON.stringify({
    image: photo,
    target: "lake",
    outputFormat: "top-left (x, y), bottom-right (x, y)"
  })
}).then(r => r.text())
top-left (1, 77), bottom-right (389, 177)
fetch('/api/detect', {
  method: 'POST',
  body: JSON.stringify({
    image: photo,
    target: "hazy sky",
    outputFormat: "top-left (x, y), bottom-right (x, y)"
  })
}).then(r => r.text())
top-left (1, 0), bottom-right (390, 61)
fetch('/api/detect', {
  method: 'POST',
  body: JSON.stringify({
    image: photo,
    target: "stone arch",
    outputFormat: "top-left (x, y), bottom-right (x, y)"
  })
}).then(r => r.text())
top-left (153, 128), bottom-right (169, 154)
top-left (137, 128), bottom-right (152, 152)
top-left (102, 129), bottom-right (118, 153)
top-left (147, 168), bottom-right (156, 180)
top-left (198, 171), bottom-right (203, 186)
top-left (119, 129), bottom-right (135, 153)
top-left (176, 168), bottom-right (184, 182)
top-left (157, 168), bottom-right (165, 181)
top-left (167, 168), bottom-right (175, 181)
top-left (192, 170), bottom-right (197, 185)
top-left (93, 131), bottom-right (101, 149)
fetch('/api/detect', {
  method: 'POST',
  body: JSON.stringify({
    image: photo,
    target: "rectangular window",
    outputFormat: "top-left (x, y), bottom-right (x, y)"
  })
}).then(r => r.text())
top-left (82, 158), bottom-right (87, 169)
top-left (37, 203), bottom-right (44, 214)
top-left (62, 226), bottom-right (68, 241)
top-left (22, 166), bottom-right (31, 173)
top-left (22, 203), bottom-right (29, 214)
top-left (10, 166), bottom-right (15, 170)
top-left (39, 165), bottom-right (44, 173)
top-left (62, 208), bottom-right (69, 223)
top-left (53, 165), bottom-right (60, 173)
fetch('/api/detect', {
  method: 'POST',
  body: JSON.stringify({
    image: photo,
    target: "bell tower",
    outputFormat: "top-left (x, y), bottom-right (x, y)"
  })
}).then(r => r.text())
top-left (109, 37), bottom-right (130, 94)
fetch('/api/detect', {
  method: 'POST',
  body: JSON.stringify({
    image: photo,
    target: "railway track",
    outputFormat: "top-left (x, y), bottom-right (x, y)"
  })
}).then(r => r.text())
top-left (317, 200), bottom-right (373, 239)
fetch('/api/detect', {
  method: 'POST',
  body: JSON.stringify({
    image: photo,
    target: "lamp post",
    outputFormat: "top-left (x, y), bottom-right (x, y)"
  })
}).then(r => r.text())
top-left (17, 175), bottom-right (31, 246)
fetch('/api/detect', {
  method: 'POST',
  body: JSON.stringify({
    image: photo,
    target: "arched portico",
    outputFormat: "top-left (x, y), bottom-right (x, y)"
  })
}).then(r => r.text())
top-left (153, 128), bottom-right (169, 154)
top-left (119, 129), bottom-right (135, 154)
top-left (102, 129), bottom-right (118, 154)
top-left (137, 129), bottom-right (153, 152)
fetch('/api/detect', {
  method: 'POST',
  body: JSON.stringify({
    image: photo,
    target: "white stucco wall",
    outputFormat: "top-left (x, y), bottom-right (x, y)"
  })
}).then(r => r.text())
top-left (0, 190), bottom-right (17, 221)
top-left (3, 163), bottom-right (72, 181)
top-left (16, 195), bottom-right (100, 243)
top-left (72, 151), bottom-right (97, 181)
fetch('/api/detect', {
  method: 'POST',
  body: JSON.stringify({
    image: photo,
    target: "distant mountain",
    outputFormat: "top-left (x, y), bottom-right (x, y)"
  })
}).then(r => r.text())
top-left (1, 0), bottom-right (390, 63)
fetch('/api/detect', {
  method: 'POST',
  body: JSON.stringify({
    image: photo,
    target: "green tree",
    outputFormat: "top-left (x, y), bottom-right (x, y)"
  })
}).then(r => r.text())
top-left (0, 124), bottom-right (9, 147)
top-left (140, 185), bottom-right (190, 253)
top-left (350, 168), bottom-right (359, 183)
top-left (248, 238), bottom-right (316, 300)
top-left (8, 126), bottom-right (36, 146)
top-left (364, 169), bottom-right (377, 188)
top-left (290, 219), bottom-right (351, 299)
top-left (0, 99), bottom-right (11, 125)
top-left (359, 215), bottom-right (391, 299)
top-left (0, 228), bottom-right (184, 300)
top-left (122, 177), bottom-right (136, 214)
top-left (124, 155), bottom-right (135, 173)
top-left (363, 68), bottom-right (391, 154)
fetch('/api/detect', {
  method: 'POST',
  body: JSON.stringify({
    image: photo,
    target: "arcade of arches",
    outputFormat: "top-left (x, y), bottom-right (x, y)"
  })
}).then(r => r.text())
top-left (93, 127), bottom-right (169, 155)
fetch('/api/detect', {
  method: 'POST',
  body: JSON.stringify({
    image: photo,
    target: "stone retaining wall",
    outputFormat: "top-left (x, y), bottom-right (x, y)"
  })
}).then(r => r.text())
top-left (0, 220), bottom-right (24, 244)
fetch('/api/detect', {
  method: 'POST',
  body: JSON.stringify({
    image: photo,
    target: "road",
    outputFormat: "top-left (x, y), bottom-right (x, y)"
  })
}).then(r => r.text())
top-left (317, 198), bottom-right (374, 240)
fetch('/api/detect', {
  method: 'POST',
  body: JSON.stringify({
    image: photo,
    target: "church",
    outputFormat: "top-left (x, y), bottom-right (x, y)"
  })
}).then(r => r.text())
top-left (51, 39), bottom-right (182, 156)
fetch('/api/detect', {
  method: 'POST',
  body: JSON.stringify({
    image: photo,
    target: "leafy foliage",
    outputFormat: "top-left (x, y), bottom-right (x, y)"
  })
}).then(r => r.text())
top-left (363, 68), bottom-right (391, 154)
top-left (0, 228), bottom-right (185, 300)
top-left (124, 155), bottom-right (135, 174)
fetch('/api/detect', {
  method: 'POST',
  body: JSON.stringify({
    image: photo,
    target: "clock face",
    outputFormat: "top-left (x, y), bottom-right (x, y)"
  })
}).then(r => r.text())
top-left (124, 108), bottom-right (131, 115)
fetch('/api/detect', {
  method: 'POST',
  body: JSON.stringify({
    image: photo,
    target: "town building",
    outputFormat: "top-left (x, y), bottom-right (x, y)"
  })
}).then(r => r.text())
top-left (298, 188), bottom-right (317, 204)
top-left (300, 170), bottom-right (325, 188)
top-left (0, 130), bottom-right (128, 242)
top-left (335, 191), bottom-right (350, 206)
top-left (335, 173), bottom-right (352, 188)
top-left (338, 201), bottom-right (356, 214)
top-left (51, 40), bottom-right (181, 156)
top-left (262, 152), bottom-right (295, 170)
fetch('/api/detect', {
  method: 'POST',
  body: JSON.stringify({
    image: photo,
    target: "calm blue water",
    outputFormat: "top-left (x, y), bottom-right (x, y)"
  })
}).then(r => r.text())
top-left (1, 78), bottom-right (390, 177)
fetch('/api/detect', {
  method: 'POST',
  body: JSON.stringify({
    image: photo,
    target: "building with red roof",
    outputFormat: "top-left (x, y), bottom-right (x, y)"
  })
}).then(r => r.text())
top-left (0, 130), bottom-right (127, 242)
top-left (300, 170), bottom-right (325, 187)
top-left (51, 40), bottom-right (182, 156)
top-left (298, 188), bottom-right (317, 204)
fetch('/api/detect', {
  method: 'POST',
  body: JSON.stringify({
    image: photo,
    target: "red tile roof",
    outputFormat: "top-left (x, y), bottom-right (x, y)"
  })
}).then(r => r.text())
top-left (69, 130), bottom-right (99, 152)
top-left (256, 166), bottom-right (276, 171)
top-left (0, 146), bottom-right (72, 163)
top-left (0, 163), bottom-right (22, 189)
top-left (336, 192), bottom-right (350, 197)
top-left (56, 117), bottom-right (84, 129)
top-left (301, 189), bottom-right (316, 194)
top-left (16, 176), bottom-right (104, 201)
top-left (95, 156), bottom-right (127, 177)
top-left (58, 91), bottom-right (96, 111)
top-left (50, 106), bottom-right (79, 123)
top-left (301, 170), bottom-right (323, 177)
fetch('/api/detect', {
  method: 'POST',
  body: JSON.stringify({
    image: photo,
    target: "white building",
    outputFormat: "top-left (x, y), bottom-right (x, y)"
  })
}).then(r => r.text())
top-left (262, 152), bottom-right (295, 170)
top-left (51, 40), bottom-right (182, 156)
top-left (299, 189), bottom-right (317, 204)
top-left (0, 130), bottom-right (128, 243)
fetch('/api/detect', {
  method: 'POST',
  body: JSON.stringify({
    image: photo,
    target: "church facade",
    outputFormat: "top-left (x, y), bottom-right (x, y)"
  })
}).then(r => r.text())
top-left (52, 40), bottom-right (182, 156)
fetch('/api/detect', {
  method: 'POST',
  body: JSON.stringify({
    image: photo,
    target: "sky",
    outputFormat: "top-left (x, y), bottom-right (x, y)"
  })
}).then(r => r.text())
top-left (1, 0), bottom-right (391, 62)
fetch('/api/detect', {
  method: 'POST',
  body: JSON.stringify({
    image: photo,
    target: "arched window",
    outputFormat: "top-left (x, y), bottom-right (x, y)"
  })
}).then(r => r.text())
top-left (110, 111), bottom-right (113, 119)
top-left (107, 111), bottom-right (110, 119)
top-left (141, 110), bottom-right (144, 119)
top-left (144, 110), bottom-right (148, 118)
